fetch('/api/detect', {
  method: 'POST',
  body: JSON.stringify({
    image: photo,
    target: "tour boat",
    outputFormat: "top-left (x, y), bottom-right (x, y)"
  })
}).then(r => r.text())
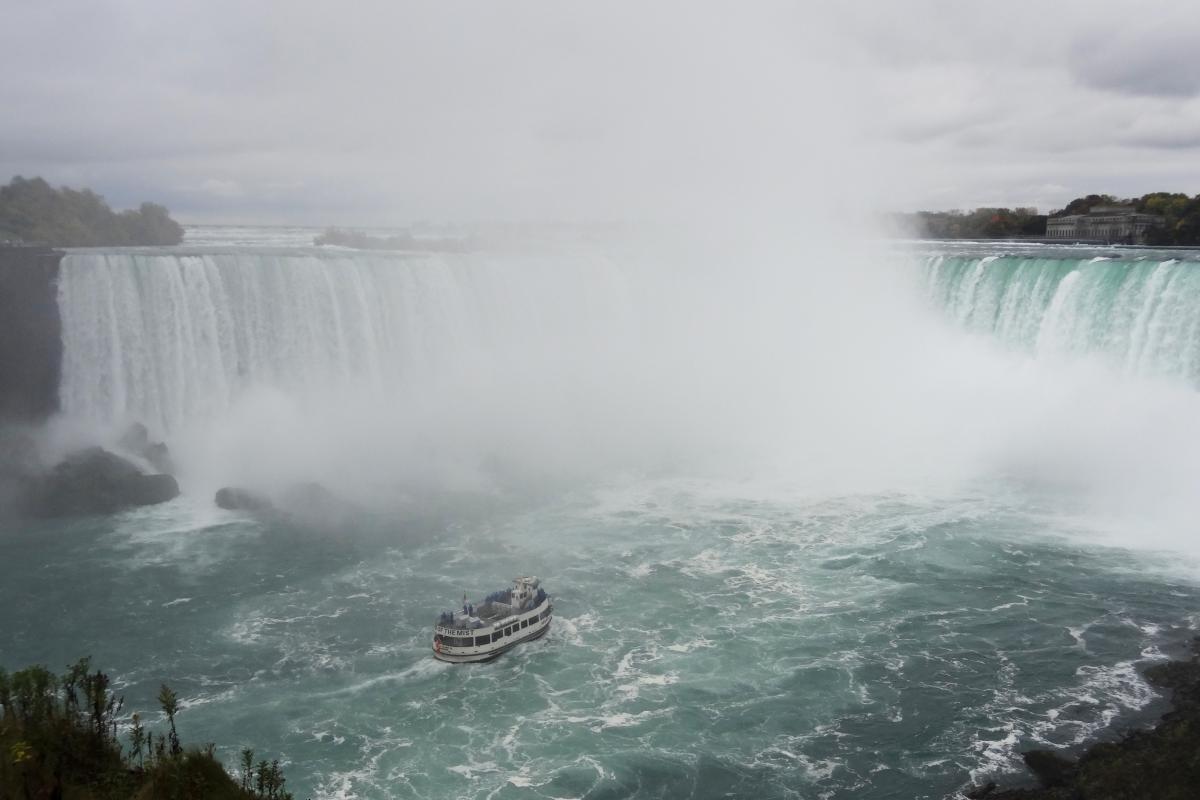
top-left (432, 576), bottom-right (552, 663)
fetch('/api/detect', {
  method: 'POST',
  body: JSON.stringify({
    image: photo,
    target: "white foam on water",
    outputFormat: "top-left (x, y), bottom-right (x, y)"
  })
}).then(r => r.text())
top-left (664, 637), bottom-right (713, 653)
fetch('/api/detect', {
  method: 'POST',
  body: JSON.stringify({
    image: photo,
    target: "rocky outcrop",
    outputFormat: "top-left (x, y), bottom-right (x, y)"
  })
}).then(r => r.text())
top-left (21, 447), bottom-right (178, 518)
top-left (215, 487), bottom-right (274, 512)
top-left (213, 481), bottom-right (362, 531)
top-left (0, 246), bottom-right (62, 420)
top-left (965, 638), bottom-right (1200, 800)
top-left (117, 422), bottom-right (175, 474)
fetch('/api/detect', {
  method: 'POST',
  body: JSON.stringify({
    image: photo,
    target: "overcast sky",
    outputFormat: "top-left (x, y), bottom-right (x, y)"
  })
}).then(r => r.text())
top-left (3, 1), bottom-right (1199, 224)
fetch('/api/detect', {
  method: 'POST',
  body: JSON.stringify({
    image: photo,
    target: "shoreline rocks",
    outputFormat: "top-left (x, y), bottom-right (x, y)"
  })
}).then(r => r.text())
top-left (965, 637), bottom-right (1200, 799)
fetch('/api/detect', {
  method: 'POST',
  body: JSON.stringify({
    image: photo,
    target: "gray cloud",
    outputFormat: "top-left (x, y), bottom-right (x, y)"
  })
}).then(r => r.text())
top-left (2, 1), bottom-right (1200, 221)
top-left (1068, 21), bottom-right (1200, 98)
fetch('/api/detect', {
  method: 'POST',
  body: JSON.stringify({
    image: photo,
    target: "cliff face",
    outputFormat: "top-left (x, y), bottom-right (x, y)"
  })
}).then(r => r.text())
top-left (0, 246), bottom-right (62, 420)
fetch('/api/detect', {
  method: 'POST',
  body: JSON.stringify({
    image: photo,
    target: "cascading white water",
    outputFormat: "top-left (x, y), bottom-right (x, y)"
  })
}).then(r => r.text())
top-left (57, 250), bottom-right (635, 436)
top-left (50, 243), bottom-right (1200, 534)
top-left (924, 253), bottom-right (1200, 384)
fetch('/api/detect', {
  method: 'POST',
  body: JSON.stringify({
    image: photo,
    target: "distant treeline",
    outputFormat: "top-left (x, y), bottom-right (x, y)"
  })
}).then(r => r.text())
top-left (0, 176), bottom-right (184, 247)
top-left (314, 226), bottom-right (472, 252)
top-left (905, 191), bottom-right (1200, 245)
top-left (905, 207), bottom-right (1047, 240)
top-left (1053, 192), bottom-right (1200, 245)
top-left (0, 657), bottom-right (293, 799)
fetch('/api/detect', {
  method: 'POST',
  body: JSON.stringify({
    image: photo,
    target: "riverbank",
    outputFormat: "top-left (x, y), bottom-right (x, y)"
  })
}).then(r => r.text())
top-left (966, 637), bottom-right (1200, 799)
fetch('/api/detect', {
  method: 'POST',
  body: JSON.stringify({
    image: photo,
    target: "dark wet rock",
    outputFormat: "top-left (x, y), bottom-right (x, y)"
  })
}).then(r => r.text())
top-left (1022, 750), bottom-right (1075, 788)
top-left (125, 473), bottom-right (179, 506)
top-left (213, 482), bottom-right (361, 532)
top-left (21, 447), bottom-right (178, 517)
top-left (215, 486), bottom-right (274, 512)
top-left (964, 782), bottom-right (996, 799)
top-left (0, 246), bottom-right (62, 421)
top-left (117, 422), bottom-right (175, 474)
top-left (973, 636), bottom-right (1200, 800)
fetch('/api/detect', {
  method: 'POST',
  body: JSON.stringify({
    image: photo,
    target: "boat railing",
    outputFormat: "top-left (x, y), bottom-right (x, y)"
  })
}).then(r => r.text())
top-left (434, 595), bottom-right (552, 640)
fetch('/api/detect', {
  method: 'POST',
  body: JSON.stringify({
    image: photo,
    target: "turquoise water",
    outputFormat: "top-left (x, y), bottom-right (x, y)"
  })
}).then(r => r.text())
top-left (5, 240), bottom-right (1200, 798)
top-left (923, 249), bottom-right (1200, 384)
top-left (2, 480), bottom-right (1197, 799)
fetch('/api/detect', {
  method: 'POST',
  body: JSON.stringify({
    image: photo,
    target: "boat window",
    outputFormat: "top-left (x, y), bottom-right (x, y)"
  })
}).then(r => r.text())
top-left (474, 635), bottom-right (489, 647)
top-left (521, 619), bottom-right (529, 629)
top-left (540, 608), bottom-right (550, 620)
top-left (444, 636), bottom-right (472, 647)
top-left (505, 626), bottom-right (512, 636)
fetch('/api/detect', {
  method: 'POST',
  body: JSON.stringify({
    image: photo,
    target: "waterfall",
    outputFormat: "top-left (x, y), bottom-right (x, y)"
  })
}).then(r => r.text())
top-left (56, 250), bottom-right (633, 436)
top-left (924, 254), bottom-right (1200, 385)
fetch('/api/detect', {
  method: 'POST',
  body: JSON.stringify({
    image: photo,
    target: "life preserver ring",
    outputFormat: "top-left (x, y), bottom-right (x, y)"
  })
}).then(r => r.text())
top-left (434, 637), bottom-right (442, 654)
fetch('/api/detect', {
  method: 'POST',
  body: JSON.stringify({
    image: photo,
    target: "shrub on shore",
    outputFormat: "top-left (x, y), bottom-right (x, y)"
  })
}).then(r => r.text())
top-left (0, 657), bottom-right (293, 800)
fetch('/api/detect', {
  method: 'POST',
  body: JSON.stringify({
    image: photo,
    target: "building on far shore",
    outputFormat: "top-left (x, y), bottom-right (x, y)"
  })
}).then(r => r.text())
top-left (1045, 205), bottom-right (1165, 244)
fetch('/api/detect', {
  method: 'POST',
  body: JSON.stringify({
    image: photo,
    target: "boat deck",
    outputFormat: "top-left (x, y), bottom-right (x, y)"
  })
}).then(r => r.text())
top-left (438, 589), bottom-right (547, 630)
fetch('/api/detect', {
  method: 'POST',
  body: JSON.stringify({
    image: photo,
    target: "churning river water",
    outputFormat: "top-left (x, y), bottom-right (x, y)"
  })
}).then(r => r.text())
top-left (3, 232), bottom-right (1200, 799)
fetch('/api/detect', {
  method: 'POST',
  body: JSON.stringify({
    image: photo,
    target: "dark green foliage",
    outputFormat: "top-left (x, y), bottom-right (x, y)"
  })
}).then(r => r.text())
top-left (158, 684), bottom-right (181, 758)
top-left (0, 658), bottom-right (294, 800)
top-left (1052, 192), bottom-right (1200, 246)
top-left (0, 176), bottom-right (183, 246)
top-left (1135, 193), bottom-right (1200, 246)
top-left (240, 748), bottom-right (255, 792)
top-left (134, 750), bottom-right (254, 800)
top-left (905, 207), bottom-right (1047, 239)
top-left (1049, 194), bottom-right (1117, 218)
top-left (908, 192), bottom-right (1200, 244)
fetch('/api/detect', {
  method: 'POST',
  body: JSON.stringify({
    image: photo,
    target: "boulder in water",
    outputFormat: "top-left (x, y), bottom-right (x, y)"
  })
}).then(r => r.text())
top-left (215, 487), bottom-right (274, 512)
top-left (22, 447), bottom-right (179, 517)
top-left (117, 422), bottom-right (175, 474)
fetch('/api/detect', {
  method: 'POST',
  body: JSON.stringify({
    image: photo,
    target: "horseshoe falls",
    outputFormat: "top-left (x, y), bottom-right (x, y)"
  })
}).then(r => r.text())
top-left (4, 236), bottom-right (1200, 800)
top-left (924, 252), bottom-right (1200, 384)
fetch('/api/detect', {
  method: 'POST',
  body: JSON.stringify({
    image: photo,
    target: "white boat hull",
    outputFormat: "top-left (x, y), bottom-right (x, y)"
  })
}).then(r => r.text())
top-left (433, 617), bottom-right (551, 663)
top-left (433, 596), bottom-right (553, 663)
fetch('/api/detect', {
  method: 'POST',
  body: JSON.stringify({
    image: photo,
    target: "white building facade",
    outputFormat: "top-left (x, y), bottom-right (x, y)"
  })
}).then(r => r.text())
top-left (1046, 205), bottom-right (1165, 244)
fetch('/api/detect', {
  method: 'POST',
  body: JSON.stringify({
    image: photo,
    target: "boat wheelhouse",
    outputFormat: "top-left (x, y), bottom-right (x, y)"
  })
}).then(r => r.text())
top-left (433, 576), bottom-right (552, 663)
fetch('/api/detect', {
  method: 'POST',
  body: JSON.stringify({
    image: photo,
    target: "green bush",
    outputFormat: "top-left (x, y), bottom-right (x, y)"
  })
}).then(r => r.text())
top-left (0, 658), bottom-right (293, 800)
top-left (0, 176), bottom-right (184, 247)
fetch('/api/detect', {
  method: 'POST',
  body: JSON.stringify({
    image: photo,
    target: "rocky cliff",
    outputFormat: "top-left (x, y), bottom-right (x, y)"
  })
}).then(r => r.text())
top-left (0, 245), bottom-right (62, 420)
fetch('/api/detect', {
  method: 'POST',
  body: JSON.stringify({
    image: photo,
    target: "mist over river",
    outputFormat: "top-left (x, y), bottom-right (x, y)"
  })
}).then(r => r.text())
top-left (4, 229), bottom-right (1200, 799)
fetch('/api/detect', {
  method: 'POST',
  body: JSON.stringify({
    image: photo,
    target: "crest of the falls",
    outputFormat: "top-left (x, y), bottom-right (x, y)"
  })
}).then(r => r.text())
top-left (57, 250), bottom-right (635, 436)
top-left (924, 252), bottom-right (1200, 384)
